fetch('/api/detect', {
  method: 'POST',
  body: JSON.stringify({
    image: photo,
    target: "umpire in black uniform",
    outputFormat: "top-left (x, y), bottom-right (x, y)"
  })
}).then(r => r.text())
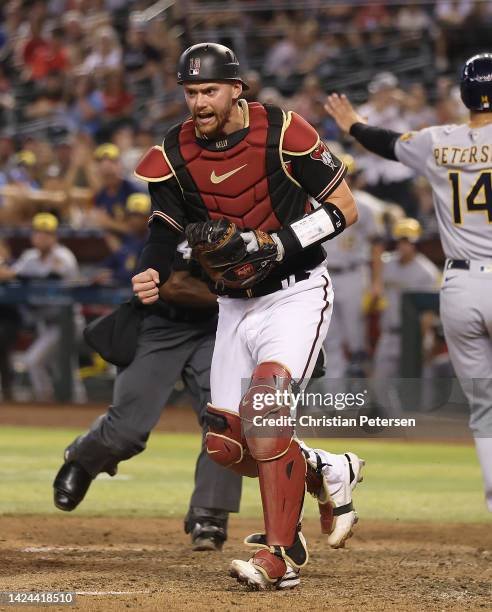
top-left (53, 247), bottom-right (242, 551)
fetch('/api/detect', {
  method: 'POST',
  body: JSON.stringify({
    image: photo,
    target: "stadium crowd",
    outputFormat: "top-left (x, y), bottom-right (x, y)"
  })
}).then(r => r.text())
top-left (0, 0), bottom-right (490, 401)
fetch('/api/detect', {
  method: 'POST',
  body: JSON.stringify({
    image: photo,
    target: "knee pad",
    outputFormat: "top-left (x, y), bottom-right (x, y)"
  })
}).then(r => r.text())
top-left (240, 361), bottom-right (294, 461)
top-left (205, 404), bottom-right (246, 467)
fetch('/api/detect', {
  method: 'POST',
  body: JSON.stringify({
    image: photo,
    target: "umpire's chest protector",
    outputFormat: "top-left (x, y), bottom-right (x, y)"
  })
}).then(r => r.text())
top-left (163, 101), bottom-right (318, 231)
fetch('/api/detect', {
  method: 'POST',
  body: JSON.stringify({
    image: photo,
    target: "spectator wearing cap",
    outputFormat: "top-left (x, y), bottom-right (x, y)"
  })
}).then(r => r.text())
top-left (91, 143), bottom-right (142, 234)
top-left (94, 192), bottom-right (150, 286)
top-left (9, 150), bottom-right (40, 189)
top-left (0, 213), bottom-right (86, 403)
top-left (356, 72), bottom-right (417, 217)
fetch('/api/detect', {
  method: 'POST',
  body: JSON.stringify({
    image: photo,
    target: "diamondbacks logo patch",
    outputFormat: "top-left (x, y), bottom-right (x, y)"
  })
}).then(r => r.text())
top-left (189, 58), bottom-right (201, 76)
top-left (310, 142), bottom-right (336, 169)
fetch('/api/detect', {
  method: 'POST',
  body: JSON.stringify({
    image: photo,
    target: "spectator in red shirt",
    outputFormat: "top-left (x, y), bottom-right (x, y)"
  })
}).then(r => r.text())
top-left (25, 28), bottom-right (69, 81)
top-left (102, 70), bottom-right (134, 120)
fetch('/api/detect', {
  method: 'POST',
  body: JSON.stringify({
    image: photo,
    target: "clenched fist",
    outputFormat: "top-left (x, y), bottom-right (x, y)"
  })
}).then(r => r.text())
top-left (132, 268), bottom-right (160, 304)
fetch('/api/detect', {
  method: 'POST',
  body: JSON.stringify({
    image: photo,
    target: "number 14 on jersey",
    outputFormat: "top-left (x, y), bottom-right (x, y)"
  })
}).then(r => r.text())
top-left (449, 171), bottom-right (492, 224)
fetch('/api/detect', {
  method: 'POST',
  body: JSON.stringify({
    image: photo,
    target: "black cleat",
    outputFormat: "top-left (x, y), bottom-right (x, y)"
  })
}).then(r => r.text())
top-left (53, 462), bottom-right (93, 511)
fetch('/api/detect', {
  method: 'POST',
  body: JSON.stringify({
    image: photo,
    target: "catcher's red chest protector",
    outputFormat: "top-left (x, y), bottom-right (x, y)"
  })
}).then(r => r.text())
top-left (134, 101), bottom-right (320, 232)
top-left (178, 106), bottom-right (273, 228)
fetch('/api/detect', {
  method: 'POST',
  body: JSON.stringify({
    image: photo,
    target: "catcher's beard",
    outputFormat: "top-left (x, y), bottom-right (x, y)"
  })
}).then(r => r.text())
top-left (194, 98), bottom-right (235, 139)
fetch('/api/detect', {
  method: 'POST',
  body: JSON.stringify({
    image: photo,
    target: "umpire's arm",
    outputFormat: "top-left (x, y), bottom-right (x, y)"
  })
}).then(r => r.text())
top-left (159, 271), bottom-right (217, 309)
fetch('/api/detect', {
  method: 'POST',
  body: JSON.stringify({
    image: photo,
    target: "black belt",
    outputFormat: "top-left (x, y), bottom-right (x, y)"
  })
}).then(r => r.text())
top-left (329, 263), bottom-right (362, 274)
top-left (221, 270), bottom-right (311, 299)
top-left (446, 259), bottom-right (470, 270)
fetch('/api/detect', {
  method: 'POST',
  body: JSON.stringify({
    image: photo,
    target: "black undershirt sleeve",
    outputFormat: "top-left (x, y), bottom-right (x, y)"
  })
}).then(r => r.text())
top-left (136, 220), bottom-right (180, 285)
top-left (349, 122), bottom-right (401, 161)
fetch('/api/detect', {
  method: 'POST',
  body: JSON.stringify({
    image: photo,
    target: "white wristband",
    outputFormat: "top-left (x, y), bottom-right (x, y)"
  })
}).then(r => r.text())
top-left (289, 208), bottom-right (336, 248)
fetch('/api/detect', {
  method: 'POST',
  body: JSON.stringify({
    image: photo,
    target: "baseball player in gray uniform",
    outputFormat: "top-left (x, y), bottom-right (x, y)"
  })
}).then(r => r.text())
top-left (53, 251), bottom-right (243, 551)
top-left (0, 213), bottom-right (86, 403)
top-left (321, 168), bottom-right (384, 379)
top-left (325, 53), bottom-right (492, 511)
top-left (373, 218), bottom-right (440, 382)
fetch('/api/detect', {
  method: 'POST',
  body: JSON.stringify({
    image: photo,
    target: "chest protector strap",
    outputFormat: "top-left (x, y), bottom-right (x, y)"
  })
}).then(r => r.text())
top-left (163, 105), bottom-right (286, 225)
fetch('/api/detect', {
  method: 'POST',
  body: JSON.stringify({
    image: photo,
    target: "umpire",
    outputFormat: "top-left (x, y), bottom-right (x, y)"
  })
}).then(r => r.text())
top-left (52, 246), bottom-right (242, 551)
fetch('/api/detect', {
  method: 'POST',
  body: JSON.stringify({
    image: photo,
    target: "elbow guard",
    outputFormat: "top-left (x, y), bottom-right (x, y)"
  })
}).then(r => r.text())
top-left (273, 203), bottom-right (346, 258)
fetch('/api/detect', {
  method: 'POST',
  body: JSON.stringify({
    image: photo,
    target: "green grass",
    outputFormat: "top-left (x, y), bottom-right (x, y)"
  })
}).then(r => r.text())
top-left (0, 427), bottom-right (490, 523)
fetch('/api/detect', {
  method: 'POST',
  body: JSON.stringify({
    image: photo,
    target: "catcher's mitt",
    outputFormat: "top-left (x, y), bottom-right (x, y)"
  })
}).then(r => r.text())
top-left (185, 219), bottom-right (278, 289)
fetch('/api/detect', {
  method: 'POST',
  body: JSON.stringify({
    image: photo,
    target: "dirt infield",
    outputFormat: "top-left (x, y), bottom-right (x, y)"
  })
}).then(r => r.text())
top-left (0, 517), bottom-right (491, 611)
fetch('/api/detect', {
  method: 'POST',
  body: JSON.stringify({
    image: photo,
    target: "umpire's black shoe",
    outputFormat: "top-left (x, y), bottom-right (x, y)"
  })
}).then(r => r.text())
top-left (53, 462), bottom-right (93, 511)
top-left (184, 507), bottom-right (228, 551)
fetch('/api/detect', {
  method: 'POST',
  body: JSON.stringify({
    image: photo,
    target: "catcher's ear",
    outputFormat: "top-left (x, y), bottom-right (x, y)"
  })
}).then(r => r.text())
top-left (231, 82), bottom-right (242, 103)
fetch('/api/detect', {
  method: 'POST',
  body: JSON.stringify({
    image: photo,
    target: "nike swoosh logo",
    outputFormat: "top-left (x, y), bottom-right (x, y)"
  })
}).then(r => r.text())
top-left (210, 164), bottom-right (247, 184)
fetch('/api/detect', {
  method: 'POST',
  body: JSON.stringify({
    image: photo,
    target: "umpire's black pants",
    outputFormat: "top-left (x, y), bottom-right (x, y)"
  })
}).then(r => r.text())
top-left (66, 313), bottom-right (242, 512)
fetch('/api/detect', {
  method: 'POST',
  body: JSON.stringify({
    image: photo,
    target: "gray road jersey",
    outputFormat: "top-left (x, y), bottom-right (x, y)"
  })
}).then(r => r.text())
top-left (394, 123), bottom-right (492, 260)
top-left (380, 252), bottom-right (440, 331)
top-left (322, 194), bottom-right (383, 268)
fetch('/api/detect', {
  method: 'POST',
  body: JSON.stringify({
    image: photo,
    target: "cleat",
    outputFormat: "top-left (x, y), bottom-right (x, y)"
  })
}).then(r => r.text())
top-left (53, 461), bottom-right (93, 511)
top-left (230, 557), bottom-right (300, 591)
top-left (302, 445), bottom-right (365, 548)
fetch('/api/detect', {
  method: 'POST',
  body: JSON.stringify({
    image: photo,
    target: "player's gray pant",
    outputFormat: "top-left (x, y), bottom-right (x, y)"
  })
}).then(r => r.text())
top-left (440, 264), bottom-right (492, 511)
top-left (23, 319), bottom-right (87, 403)
top-left (66, 313), bottom-right (242, 513)
top-left (323, 266), bottom-right (366, 379)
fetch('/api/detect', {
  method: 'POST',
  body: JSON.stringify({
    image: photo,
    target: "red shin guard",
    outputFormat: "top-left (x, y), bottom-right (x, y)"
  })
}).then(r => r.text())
top-left (240, 362), bottom-right (306, 548)
top-left (258, 440), bottom-right (306, 546)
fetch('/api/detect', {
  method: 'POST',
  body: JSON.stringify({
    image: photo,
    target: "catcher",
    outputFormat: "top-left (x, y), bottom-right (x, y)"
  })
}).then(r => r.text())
top-left (132, 42), bottom-right (363, 590)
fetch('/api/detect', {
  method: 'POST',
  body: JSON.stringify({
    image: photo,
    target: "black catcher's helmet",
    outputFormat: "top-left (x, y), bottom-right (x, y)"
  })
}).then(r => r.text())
top-left (460, 53), bottom-right (492, 111)
top-left (177, 43), bottom-right (249, 89)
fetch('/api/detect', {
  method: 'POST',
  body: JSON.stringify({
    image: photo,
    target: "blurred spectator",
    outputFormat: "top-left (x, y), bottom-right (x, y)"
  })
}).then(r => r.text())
top-left (264, 26), bottom-right (298, 80)
top-left (356, 72), bottom-right (417, 216)
top-left (286, 75), bottom-right (325, 128)
top-left (403, 83), bottom-right (437, 130)
top-left (396, 5), bottom-right (433, 34)
top-left (9, 150), bottom-right (40, 189)
top-left (0, 213), bottom-right (86, 403)
top-left (355, 3), bottom-right (391, 31)
top-left (24, 69), bottom-right (66, 120)
top-left (0, 239), bottom-right (21, 401)
top-left (123, 21), bottom-right (162, 86)
top-left (81, 26), bottom-right (122, 77)
top-left (0, 65), bottom-right (15, 128)
top-left (147, 62), bottom-right (187, 130)
top-left (26, 27), bottom-right (70, 81)
top-left (94, 192), bottom-right (150, 286)
top-left (68, 73), bottom-right (105, 137)
top-left (101, 70), bottom-right (134, 126)
top-left (112, 124), bottom-right (144, 181)
top-left (90, 143), bottom-right (141, 234)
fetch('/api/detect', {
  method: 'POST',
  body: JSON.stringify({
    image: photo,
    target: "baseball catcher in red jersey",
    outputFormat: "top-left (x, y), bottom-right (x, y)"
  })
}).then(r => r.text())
top-left (132, 42), bottom-right (364, 590)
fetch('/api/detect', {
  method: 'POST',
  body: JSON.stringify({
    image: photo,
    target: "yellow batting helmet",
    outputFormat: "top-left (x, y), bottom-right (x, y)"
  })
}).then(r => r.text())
top-left (392, 218), bottom-right (422, 243)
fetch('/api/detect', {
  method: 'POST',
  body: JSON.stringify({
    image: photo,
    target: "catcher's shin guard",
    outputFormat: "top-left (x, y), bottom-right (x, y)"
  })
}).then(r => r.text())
top-left (205, 405), bottom-right (258, 477)
top-left (241, 363), bottom-right (306, 550)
